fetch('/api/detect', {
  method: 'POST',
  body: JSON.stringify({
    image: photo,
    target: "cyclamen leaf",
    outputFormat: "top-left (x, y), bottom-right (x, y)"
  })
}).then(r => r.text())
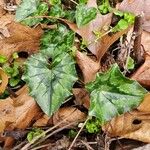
top-left (41, 24), bottom-right (75, 52)
top-left (15, 0), bottom-right (40, 22)
top-left (75, 4), bottom-right (97, 27)
top-left (23, 49), bottom-right (77, 116)
top-left (86, 64), bottom-right (147, 125)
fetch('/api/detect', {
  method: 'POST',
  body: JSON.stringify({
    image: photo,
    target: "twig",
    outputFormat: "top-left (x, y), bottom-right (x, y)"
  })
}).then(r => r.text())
top-left (30, 122), bottom-right (76, 149)
top-left (68, 117), bottom-right (89, 150)
top-left (30, 143), bottom-right (51, 150)
top-left (21, 108), bottom-right (79, 150)
top-left (133, 15), bottom-right (143, 64)
top-left (80, 140), bottom-right (95, 150)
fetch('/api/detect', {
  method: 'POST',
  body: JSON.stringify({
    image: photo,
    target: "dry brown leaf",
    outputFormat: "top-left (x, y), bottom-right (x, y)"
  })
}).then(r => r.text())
top-left (131, 54), bottom-right (150, 88)
top-left (0, 15), bottom-right (43, 58)
top-left (53, 107), bottom-right (87, 128)
top-left (103, 94), bottom-right (150, 143)
top-left (0, 86), bottom-right (41, 148)
top-left (10, 87), bottom-right (41, 129)
top-left (0, 97), bottom-right (14, 132)
top-left (73, 88), bottom-right (90, 109)
top-left (0, 86), bottom-right (41, 132)
top-left (0, 68), bottom-right (8, 94)
top-left (76, 51), bottom-right (100, 83)
top-left (33, 114), bottom-right (52, 127)
top-left (67, 18), bottom-right (130, 61)
top-left (65, 14), bottom-right (112, 59)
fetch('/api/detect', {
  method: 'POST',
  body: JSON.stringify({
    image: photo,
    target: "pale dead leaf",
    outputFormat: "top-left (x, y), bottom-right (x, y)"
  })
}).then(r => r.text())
top-left (0, 15), bottom-right (43, 58)
top-left (131, 54), bottom-right (150, 88)
top-left (53, 107), bottom-right (87, 128)
top-left (119, 0), bottom-right (144, 15)
top-left (103, 94), bottom-right (150, 143)
top-left (73, 88), bottom-right (90, 109)
top-left (0, 68), bottom-right (8, 94)
top-left (76, 51), bottom-right (100, 83)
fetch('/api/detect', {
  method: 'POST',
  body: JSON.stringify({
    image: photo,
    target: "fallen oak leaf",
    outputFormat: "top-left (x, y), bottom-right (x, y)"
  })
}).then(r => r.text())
top-left (0, 86), bottom-right (41, 148)
top-left (10, 86), bottom-right (41, 129)
top-left (0, 67), bottom-right (8, 94)
top-left (0, 20), bottom-right (43, 58)
top-left (65, 20), bottom-right (130, 61)
top-left (65, 13), bottom-right (112, 59)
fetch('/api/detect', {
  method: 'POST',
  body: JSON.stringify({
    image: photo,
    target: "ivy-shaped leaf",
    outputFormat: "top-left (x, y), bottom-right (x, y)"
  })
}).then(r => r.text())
top-left (41, 24), bottom-right (75, 54)
top-left (86, 64), bottom-right (147, 125)
top-left (75, 4), bottom-right (97, 27)
top-left (15, 0), bottom-right (40, 22)
top-left (23, 48), bottom-right (77, 116)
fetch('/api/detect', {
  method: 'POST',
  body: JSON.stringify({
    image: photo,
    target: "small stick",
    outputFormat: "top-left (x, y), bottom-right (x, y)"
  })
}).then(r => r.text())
top-left (133, 15), bottom-right (143, 65)
top-left (68, 118), bottom-right (89, 150)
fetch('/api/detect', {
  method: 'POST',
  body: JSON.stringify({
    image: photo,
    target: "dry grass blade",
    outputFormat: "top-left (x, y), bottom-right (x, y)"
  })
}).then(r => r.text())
top-left (68, 118), bottom-right (89, 150)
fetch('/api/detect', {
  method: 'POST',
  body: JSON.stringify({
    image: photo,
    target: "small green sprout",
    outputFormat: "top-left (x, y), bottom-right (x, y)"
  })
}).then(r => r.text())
top-left (86, 118), bottom-right (101, 133)
top-left (27, 128), bottom-right (45, 143)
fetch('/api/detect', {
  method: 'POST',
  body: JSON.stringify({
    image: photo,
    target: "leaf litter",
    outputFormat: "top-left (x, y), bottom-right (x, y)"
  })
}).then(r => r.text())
top-left (0, 0), bottom-right (150, 149)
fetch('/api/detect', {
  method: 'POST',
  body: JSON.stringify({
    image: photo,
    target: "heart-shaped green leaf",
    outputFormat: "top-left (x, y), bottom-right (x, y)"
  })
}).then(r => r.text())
top-left (75, 4), bottom-right (97, 27)
top-left (23, 48), bottom-right (77, 116)
top-left (86, 64), bottom-right (147, 125)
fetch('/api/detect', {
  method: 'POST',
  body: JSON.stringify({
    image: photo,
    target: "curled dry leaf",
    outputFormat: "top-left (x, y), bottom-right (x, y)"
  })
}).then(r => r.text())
top-left (0, 68), bottom-right (8, 94)
top-left (131, 54), bottom-right (150, 88)
top-left (73, 88), bottom-right (90, 109)
top-left (76, 51), bottom-right (100, 83)
top-left (103, 94), bottom-right (150, 143)
top-left (0, 15), bottom-right (43, 58)
top-left (53, 107), bottom-right (87, 128)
